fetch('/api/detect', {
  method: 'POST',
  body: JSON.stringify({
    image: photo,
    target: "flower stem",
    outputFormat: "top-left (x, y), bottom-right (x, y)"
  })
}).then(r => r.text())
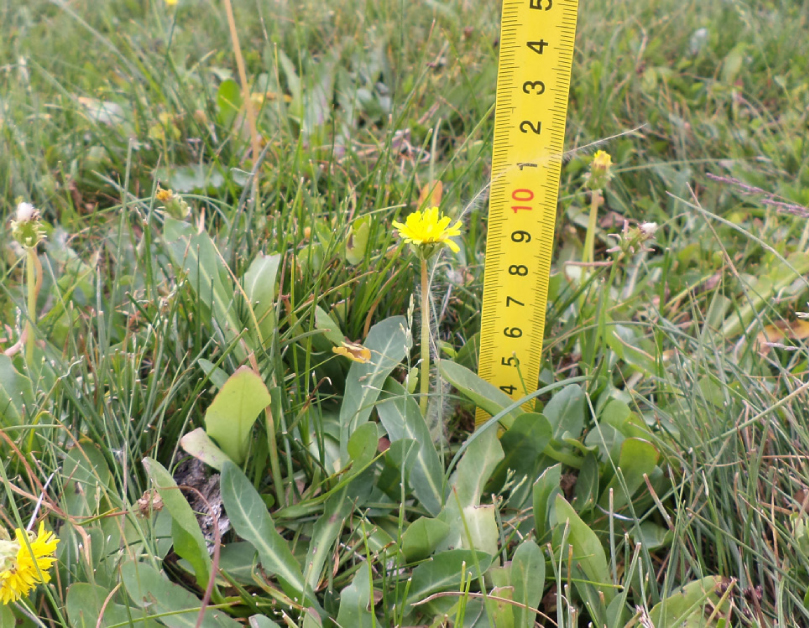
top-left (582, 189), bottom-right (603, 265)
top-left (25, 247), bottom-right (37, 364)
top-left (419, 258), bottom-right (430, 417)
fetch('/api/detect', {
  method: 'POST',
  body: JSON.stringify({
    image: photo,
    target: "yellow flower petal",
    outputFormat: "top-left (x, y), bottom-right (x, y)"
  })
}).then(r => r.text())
top-left (332, 342), bottom-right (372, 364)
top-left (392, 207), bottom-right (463, 254)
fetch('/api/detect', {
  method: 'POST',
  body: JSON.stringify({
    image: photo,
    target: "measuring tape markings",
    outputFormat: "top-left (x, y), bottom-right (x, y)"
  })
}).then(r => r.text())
top-left (477, 0), bottom-right (580, 426)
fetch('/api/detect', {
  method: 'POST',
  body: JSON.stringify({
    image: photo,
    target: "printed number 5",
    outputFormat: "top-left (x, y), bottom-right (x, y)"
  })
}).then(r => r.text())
top-left (520, 121), bottom-right (542, 134)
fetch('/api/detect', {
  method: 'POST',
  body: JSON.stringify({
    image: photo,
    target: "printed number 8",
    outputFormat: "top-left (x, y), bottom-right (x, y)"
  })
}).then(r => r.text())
top-left (509, 265), bottom-right (528, 276)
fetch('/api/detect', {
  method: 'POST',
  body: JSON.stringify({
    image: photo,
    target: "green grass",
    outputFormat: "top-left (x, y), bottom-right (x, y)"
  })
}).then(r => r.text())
top-left (2, 0), bottom-right (809, 626)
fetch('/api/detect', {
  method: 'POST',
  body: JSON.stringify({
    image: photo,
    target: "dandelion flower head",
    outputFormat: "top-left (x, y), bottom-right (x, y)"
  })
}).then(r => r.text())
top-left (0, 522), bottom-right (59, 605)
top-left (392, 207), bottom-right (462, 255)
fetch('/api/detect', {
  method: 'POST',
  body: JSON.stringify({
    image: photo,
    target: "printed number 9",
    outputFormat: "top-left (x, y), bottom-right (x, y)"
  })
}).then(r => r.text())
top-left (511, 230), bottom-right (532, 243)
top-left (504, 327), bottom-right (523, 338)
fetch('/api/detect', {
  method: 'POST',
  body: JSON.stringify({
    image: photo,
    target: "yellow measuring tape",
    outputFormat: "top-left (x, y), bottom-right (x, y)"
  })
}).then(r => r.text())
top-left (477, 0), bottom-right (579, 426)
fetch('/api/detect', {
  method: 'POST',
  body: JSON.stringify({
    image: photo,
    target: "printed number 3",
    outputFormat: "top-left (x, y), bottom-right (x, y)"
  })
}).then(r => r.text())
top-left (520, 121), bottom-right (542, 134)
top-left (523, 80), bottom-right (546, 95)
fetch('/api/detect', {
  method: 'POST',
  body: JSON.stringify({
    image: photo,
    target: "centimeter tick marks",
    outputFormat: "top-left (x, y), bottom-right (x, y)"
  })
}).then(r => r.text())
top-left (476, 0), bottom-right (580, 426)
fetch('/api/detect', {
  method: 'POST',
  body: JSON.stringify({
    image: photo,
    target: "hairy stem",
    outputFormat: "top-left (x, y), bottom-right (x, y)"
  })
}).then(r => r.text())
top-left (419, 258), bottom-right (430, 417)
top-left (25, 247), bottom-right (37, 364)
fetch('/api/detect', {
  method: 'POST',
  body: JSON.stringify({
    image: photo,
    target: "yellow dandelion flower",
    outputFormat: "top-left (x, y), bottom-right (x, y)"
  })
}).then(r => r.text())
top-left (332, 342), bottom-right (372, 364)
top-left (392, 206), bottom-right (462, 256)
top-left (0, 523), bottom-right (59, 605)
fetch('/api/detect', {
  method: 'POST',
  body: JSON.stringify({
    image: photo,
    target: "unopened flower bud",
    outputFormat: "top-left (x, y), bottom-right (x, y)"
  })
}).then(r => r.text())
top-left (585, 150), bottom-right (614, 191)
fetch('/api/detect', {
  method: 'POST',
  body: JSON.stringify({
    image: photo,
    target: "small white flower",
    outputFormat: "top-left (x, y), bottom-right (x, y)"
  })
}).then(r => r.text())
top-left (639, 222), bottom-right (658, 238)
top-left (15, 202), bottom-right (38, 223)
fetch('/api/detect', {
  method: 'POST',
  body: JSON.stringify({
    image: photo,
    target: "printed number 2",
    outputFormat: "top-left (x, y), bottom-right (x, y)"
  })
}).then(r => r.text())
top-left (520, 121), bottom-right (542, 134)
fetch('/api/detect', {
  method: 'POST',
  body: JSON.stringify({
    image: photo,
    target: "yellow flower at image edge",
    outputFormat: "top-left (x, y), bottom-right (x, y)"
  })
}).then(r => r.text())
top-left (392, 207), bottom-right (462, 254)
top-left (0, 523), bottom-right (59, 605)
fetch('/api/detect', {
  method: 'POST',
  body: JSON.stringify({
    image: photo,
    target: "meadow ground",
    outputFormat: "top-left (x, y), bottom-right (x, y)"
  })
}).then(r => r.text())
top-left (1, 0), bottom-right (809, 626)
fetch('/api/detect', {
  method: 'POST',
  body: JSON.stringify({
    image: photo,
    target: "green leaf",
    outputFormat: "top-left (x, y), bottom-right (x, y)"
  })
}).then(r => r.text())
top-left (511, 540), bottom-right (545, 628)
top-left (649, 576), bottom-right (729, 627)
top-left (598, 438), bottom-right (659, 511)
top-left (376, 438), bottom-right (418, 499)
top-left (163, 217), bottom-right (244, 360)
top-left (492, 412), bottom-right (553, 489)
top-left (142, 458), bottom-right (212, 591)
top-left (335, 561), bottom-right (375, 628)
top-left (377, 379), bottom-right (444, 516)
top-left (198, 358), bottom-right (229, 390)
top-left (204, 366), bottom-right (272, 465)
top-left (67, 583), bottom-right (161, 628)
top-left (220, 462), bottom-right (310, 605)
top-left (315, 305), bottom-right (344, 346)
top-left (121, 560), bottom-right (239, 628)
top-left (574, 452), bottom-right (599, 514)
top-left (454, 332), bottom-right (480, 371)
top-left (157, 164), bottom-right (225, 194)
top-left (554, 495), bottom-right (614, 606)
top-left (339, 316), bottom-right (408, 461)
top-left (248, 617), bottom-right (281, 628)
top-left (437, 359), bottom-right (521, 427)
top-left (242, 253), bottom-right (281, 345)
top-left (532, 463), bottom-right (562, 541)
top-left (180, 427), bottom-right (233, 471)
top-left (218, 541), bottom-right (259, 585)
top-left (347, 422), bottom-right (378, 472)
top-left (543, 384), bottom-right (585, 439)
top-left (633, 521), bottom-right (673, 550)
top-left (0, 607), bottom-right (13, 628)
top-left (437, 429), bottom-right (503, 554)
top-left (345, 215), bottom-right (372, 265)
top-left (303, 432), bottom-right (376, 589)
top-left (62, 443), bottom-right (111, 517)
top-left (0, 355), bottom-right (34, 426)
top-left (401, 516), bottom-right (451, 562)
top-left (406, 549), bottom-right (492, 611)
top-left (304, 486), bottom-right (352, 590)
top-left (217, 78), bottom-right (242, 127)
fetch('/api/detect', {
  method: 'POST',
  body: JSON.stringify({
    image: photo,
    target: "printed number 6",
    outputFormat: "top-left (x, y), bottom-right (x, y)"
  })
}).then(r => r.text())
top-left (520, 120), bottom-right (542, 134)
top-left (523, 80), bottom-right (546, 95)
